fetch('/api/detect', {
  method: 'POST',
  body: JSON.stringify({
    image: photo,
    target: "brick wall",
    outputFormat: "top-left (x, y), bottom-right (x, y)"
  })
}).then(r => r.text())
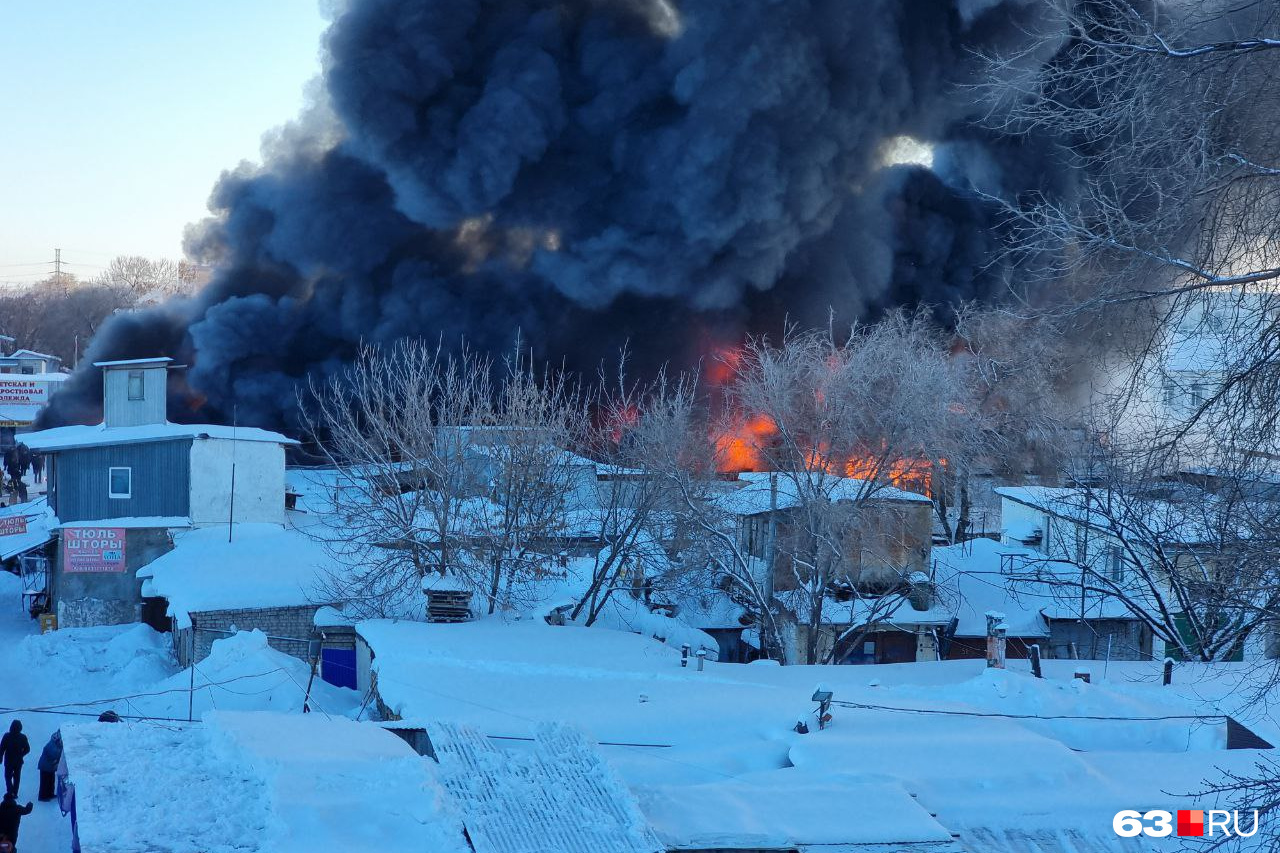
top-left (180, 604), bottom-right (322, 666)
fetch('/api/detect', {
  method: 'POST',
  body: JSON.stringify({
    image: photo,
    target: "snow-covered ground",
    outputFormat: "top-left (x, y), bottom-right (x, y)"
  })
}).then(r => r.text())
top-left (3, 566), bottom-right (1277, 851)
top-left (0, 571), bottom-right (358, 853)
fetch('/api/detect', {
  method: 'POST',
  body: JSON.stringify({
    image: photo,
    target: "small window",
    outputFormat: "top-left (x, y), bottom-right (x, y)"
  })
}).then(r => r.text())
top-left (108, 467), bottom-right (132, 499)
top-left (127, 370), bottom-right (145, 401)
top-left (1189, 383), bottom-right (1208, 408)
top-left (19, 366), bottom-right (34, 375)
top-left (1108, 546), bottom-right (1125, 582)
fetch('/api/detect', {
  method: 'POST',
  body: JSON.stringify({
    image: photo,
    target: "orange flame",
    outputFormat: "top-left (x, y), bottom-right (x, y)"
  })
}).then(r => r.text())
top-left (715, 413), bottom-right (776, 472)
top-left (703, 343), bottom-right (936, 494)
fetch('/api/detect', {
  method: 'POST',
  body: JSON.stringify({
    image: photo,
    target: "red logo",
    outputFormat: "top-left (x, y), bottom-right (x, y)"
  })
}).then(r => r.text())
top-left (1178, 810), bottom-right (1204, 837)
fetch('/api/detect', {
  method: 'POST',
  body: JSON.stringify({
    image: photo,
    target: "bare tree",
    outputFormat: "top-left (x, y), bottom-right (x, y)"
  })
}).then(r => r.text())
top-left (984, 0), bottom-right (1280, 450)
top-left (0, 277), bottom-right (135, 366)
top-left (646, 314), bottom-right (980, 664)
top-left (93, 255), bottom-right (182, 296)
top-left (728, 315), bottom-right (979, 664)
top-left (302, 341), bottom-right (493, 618)
top-left (461, 347), bottom-right (590, 614)
top-left (305, 340), bottom-right (595, 617)
top-left (1019, 432), bottom-right (1280, 664)
top-left (637, 377), bottom-right (795, 662)
top-left (935, 305), bottom-right (1076, 543)
top-left (566, 361), bottom-right (686, 627)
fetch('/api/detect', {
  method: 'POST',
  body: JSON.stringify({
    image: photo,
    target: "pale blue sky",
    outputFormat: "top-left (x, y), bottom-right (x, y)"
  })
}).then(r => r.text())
top-left (0, 1), bottom-right (326, 283)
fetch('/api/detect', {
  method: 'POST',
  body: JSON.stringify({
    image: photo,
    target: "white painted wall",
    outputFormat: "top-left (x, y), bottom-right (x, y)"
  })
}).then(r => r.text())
top-left (189, 438), bottom-right (286, 527)
top-left (999, 499), bottom-right (1049, 549)
top-left (1001, 496), bottom-right (1133, 584)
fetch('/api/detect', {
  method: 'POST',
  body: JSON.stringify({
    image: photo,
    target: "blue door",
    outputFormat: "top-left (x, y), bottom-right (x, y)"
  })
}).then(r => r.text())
top-left (320, 647), bottom-right (358, 690)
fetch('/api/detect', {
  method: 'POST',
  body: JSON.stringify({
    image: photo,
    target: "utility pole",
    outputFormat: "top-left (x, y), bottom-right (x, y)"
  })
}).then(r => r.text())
top-left (54, 248), bottom-right (62, 285)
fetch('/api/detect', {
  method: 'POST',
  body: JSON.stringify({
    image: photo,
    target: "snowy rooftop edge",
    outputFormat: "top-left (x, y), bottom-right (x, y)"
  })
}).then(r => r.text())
top-left (22, 421), bottom-right (299, 450)
top-left (55, 516), bottom-right (192, 530)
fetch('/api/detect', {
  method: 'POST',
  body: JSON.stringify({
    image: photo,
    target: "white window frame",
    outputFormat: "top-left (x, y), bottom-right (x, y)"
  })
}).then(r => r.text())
top-left (108, 466), bottom-right (132, 499)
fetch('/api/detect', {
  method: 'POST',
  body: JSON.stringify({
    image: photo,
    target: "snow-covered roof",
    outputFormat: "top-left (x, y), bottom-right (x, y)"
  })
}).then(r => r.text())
top-left (717, 471), bottom-right (931, 516)
top-left (930, 539), bottom-right (1135, 636)
top-left (4, 348), bottom-right (59, 362)
top-left (930, 540), bottom-right (1050, 638)
top-left (822, 588), bottom-right (956, 631)
top-left (93, 356), bottom-right (173, 368)
top-left (996, 485), bottom-right (1229, 545)
top-left (61, 711), bottom-right (468, 853)
top-left (671, 589), bottom-right (748, 630)
top-left (349, 613), bottom-right (1245, 851)
top-left (638, 770), bottom-right (954, 850)
top-left (138, 523), bottom-right (340, 628)
top-left (0, 498), bottom-right (54, 561)
top-left (22, 421), bottom-right (298, 451)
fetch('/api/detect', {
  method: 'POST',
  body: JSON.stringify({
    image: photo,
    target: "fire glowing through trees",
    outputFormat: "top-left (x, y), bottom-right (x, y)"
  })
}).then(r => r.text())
top-left (715, 413), bottom-right (779, 473)
top-left (707, 345), bottom-right (936, 495)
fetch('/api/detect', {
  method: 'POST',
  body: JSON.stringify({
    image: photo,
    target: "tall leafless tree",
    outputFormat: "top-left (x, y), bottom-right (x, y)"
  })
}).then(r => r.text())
top-left (985, 0), bottom-right (1280, 450)
top-left (303, 341), bottom-right (493, 618)
top-left (0, 277), bottom-right (135, 366)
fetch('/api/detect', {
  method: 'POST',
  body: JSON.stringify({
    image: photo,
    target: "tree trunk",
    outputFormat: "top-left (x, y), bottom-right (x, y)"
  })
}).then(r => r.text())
top-left (761, 473), bottom-right (779, 660)
top-left (955, 472), bottom-right (972, 542)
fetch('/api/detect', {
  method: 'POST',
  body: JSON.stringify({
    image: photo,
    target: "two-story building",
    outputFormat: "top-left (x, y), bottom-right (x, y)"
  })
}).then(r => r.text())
top-left (22, 357), bottom-right (297, 628)
top-left (997, 486), bottom-right (1156, 661)
top-left (714, 472), bottom-right (937, 663)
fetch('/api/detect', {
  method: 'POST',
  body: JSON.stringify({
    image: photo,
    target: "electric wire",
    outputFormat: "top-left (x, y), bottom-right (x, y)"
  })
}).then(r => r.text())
top-left (831, 698), bottom-right (1228, 722)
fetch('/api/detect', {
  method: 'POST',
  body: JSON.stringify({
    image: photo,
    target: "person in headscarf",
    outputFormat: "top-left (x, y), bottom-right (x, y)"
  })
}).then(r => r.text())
top-left (36, 732), bottom-right (61, 802)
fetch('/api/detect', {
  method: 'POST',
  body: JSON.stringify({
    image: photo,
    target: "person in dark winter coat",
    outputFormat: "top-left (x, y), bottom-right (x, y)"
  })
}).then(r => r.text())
top-left (0, 723), bottom-right (29, 798)
top-left (36, 732), bottom-right (61, 802)
top-left (0, 793), bottom-right (31, 847)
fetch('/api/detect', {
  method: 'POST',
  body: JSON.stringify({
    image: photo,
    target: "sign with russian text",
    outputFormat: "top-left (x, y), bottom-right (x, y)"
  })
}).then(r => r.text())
top-left (0, 379), bottom-right (47, 406)
top-left (62, 528), bottom-right (126, 573)
top-left (0, 516), bottom-right (27, 537)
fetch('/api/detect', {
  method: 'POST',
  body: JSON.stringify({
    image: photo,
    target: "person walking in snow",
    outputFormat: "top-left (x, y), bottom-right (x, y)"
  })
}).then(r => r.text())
top-left (0, 723), bottom-right (29, 798)
top-left (36, 732), bottom-right (61, 802)
top-left (0, 793), bottom-right (31, 849)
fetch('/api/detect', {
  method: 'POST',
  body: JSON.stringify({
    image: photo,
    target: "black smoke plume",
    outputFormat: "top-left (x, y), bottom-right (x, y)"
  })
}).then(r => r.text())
top-left (45, 0), bottom-right (1067, 430)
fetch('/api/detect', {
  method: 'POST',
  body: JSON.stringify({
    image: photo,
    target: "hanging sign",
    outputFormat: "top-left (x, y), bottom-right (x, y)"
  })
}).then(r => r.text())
top-left (63, 528), bottom-right (127, 573)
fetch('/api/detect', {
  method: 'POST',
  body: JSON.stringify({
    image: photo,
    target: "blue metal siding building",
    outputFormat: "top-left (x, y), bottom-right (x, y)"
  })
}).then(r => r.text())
top-left (51, 439), bottom-right (192, 523)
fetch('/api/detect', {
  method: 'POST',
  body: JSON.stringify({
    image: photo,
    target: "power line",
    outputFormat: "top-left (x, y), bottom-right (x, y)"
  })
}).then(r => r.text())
top-left (0, 667), bottom-right (288, 716)
top-left (831, 698), bottom-right (1227, 722)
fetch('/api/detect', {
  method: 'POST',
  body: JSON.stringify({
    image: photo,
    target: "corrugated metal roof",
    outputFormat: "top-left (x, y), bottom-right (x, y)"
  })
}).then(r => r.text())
top-left (429, 722), bottom-right (664, 853)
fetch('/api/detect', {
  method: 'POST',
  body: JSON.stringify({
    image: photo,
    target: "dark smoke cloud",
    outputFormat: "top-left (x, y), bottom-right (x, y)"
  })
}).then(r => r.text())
top-left (45, 0), bottom-right (1067, 430)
